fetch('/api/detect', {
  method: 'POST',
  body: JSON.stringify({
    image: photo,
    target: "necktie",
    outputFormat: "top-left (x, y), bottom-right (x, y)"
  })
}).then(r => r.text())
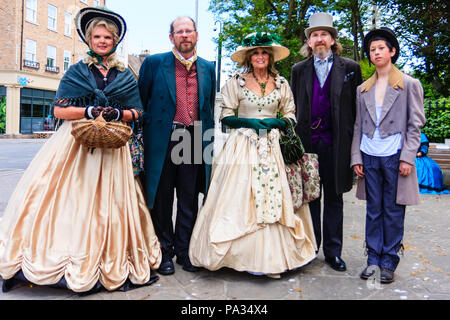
top-left (314, 58), bottom-right (328, 88)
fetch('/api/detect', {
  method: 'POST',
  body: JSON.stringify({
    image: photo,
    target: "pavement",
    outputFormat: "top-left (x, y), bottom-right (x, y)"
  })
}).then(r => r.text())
top-left (0, 138), bottom-right (449, 303)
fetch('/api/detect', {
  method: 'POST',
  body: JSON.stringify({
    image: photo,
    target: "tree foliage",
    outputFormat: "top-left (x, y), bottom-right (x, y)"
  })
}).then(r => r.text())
top-left (209, 0), bottom-right (449, 99)
top-left (210, 0), bottom-right (328, 81)
top-left (380, 0), bottom-right (449, 97)
top-left (422, 98), bottom-right (450, 143)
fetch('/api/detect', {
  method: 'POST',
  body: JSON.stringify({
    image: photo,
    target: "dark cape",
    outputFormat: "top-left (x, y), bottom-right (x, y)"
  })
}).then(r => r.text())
top-left (53, 60), bottom-right (142, 111)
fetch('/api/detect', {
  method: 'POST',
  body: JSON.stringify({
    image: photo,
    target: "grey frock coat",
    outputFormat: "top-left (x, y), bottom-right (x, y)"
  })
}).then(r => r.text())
top-left (350, 66), bottom-right (426, 205)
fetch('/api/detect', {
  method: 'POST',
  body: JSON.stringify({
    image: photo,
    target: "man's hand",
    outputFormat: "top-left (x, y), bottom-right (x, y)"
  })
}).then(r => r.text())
top-left (353, 164), bottom-right (364, 178)
top-left (399, 161), bottom-right (413, 176)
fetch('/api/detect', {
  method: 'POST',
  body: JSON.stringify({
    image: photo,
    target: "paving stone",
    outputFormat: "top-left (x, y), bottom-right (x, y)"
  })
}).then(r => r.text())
top-left (0, 139), bottom-right (449, 301)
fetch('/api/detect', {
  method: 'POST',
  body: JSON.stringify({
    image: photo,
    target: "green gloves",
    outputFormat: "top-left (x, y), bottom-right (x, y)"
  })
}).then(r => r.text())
top-left (222, 116), bottom-right (295, 132)
top-left (260, 118), bottom-right (287, 130)
top-left (221, 116), bottom-right (271, 131)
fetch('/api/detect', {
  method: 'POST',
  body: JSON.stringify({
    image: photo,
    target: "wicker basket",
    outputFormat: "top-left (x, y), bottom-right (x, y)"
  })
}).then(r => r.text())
top-left (71, 112), bottom-right (132, 149)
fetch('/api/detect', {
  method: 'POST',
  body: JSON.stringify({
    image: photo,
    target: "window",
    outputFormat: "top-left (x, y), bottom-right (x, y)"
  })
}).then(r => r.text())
top-left (20, 89), bottom-right (56, 134)
top-left (25, 39), bottom-right (37, 62)
top-left (63, 51), bottom-right (71, 72)
top-left (48, 4), bottom-right (57, 31)
top-left (94, 0), bottom-right (100, 6)
top-left (26, 0), bottom-right (37, 23)
top-left (64, 12), bottom-right (71, 35)
top-left (47, 45), bottom-right (56, 67)
top-left (80, 0), bottom-right (88, 4)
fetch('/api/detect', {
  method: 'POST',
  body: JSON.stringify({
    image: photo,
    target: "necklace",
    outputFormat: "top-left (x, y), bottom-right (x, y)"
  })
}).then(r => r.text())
top-left (252, 71), bottom-right (269, 97)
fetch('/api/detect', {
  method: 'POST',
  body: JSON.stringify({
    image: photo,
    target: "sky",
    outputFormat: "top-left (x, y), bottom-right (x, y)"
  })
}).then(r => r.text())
top-left (105, 0), bottom-right (219, 61)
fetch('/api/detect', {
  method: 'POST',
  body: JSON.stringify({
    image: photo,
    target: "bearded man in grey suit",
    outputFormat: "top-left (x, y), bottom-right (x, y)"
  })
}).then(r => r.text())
top-left (290, 12), bottom-right (363, 272)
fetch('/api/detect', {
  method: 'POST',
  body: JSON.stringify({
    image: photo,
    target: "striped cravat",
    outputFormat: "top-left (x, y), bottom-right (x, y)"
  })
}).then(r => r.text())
top-left (314, 54), bottom-right (333, 87)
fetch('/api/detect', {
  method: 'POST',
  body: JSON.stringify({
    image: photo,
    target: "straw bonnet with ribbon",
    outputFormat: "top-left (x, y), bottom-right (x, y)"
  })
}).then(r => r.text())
top-left (304, 12), bottom-right (338, 39)
top-left (363, 27), bottom-right (400, 64)
top-left (231, 32), bottom-right (290, 64)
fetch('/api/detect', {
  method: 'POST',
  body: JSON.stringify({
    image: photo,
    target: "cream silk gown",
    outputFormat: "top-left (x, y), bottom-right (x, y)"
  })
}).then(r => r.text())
top-left (0, 120), bottom-right (161, 292)
top-left (189, 74), bottom-right (317, 275)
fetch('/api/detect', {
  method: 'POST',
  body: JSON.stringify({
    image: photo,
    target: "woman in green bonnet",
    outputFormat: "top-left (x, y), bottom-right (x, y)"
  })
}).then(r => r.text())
top-left (0, 7), bottom-right (161, 294)
top-left (189, 32), bottom-right (317, 278)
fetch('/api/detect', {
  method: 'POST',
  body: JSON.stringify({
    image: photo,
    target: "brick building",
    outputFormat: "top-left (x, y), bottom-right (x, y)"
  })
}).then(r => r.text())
top-left (0, 0), bottom-right (129, 135)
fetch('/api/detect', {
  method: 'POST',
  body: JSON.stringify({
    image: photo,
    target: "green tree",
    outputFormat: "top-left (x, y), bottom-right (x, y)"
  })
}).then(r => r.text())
top-left (209, 0), bottom-right (328, 81)
top-left (422, 98), bottom-right (450, 143)
top-left (325, 0), bottom-right (373, 61)
top-left (359, 58), bottom-right (376, 81)
top-left (379, 0), bottom-right (449, 97)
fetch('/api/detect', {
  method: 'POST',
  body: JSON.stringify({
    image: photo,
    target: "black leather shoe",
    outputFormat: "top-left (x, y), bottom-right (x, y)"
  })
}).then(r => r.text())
top-left (360, 266), bottom-right (377, 280)
top-left (380, 268), bottom-right (395, 283)
top-left (157, 260), bottom-right (175, 275)
top-left (325, 256), bottom-right (347, 271)
top-left (2, 278), bottom-right (18, 293)
top-left (176, 258), bottom-right (203, 272)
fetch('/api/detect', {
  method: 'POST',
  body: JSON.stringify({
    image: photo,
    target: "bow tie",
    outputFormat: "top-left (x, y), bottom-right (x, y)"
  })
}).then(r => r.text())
top-left (315, 54), bottom-right (333, 65)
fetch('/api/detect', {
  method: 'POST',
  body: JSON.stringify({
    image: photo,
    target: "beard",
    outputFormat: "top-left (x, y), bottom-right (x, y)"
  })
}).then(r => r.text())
top-left (312, 43), bottom-right (332, 59)
top-left (176, 41), bottom-right (196, 54)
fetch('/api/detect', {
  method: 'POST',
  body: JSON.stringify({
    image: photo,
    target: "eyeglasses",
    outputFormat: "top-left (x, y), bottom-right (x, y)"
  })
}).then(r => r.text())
top-left (173, 29), bottom-right (196, 36)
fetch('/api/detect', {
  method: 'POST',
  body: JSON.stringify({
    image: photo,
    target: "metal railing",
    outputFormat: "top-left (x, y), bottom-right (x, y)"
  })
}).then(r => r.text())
top-left (23, 59), bottom-right (40, 69)
top-left (45, 65), bottom-right (60, 73)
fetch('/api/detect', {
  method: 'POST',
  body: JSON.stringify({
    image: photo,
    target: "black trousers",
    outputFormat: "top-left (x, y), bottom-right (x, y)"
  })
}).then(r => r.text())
top-left (151, 125), bottom-right (204, 264)
top-left (308, 139), bottom-right (344, 258)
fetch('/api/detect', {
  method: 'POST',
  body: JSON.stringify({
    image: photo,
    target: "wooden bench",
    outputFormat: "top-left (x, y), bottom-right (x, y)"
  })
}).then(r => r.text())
top-left (33, 131), bottom-right (55, 139)
top-left (428, 147), bottom-right (450, 171)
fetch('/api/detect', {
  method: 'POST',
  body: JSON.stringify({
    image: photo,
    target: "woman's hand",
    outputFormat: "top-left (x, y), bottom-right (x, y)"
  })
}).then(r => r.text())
top-left (85, 106), bottom-right (104, 119)
top-left (399, 161), bottom-right (413, 176)
top-left (102, 107), bottom-right (123, 122)
top-left (353, 164), bottom-right (365, 178)
top-left (260, 118), bottom-right (287, 130)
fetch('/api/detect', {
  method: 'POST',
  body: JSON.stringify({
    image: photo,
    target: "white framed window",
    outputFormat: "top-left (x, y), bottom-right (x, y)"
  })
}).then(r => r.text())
top-left (26, 0), bottom-right (37, 23)
top-left (94, 0), bottom-right (100, 6)
top-left (63, 50), bottom-right (71, 72)
top-left (25, 39), bottom-right (37, 62)
top-left (64, 12), bottom-right (72, 36)
top-left (47, 45), bottom-right (56, 67)
top-left (48, 4), bottom-right (57, 31)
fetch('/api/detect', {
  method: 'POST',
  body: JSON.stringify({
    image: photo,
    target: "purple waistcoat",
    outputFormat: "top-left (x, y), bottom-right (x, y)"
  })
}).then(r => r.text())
top-left (311, 70), bottom-right (333, 146)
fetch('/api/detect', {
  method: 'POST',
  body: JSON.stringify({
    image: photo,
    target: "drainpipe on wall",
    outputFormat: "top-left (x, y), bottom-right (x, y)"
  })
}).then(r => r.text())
top-left (20, 0), bottom-right (25, 71)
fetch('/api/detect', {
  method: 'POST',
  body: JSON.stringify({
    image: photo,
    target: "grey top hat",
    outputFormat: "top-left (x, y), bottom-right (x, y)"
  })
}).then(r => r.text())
top-left (305, 12), bottom-right (338, 39)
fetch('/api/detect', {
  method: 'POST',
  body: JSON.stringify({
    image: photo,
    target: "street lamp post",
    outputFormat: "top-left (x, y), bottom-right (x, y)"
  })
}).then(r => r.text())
top-left (214, 20), bottom-right (222, 92)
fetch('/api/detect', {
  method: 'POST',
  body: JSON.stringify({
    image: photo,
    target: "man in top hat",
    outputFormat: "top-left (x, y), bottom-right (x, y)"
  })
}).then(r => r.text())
top-left (290, 12), bottom-right (363, 272)
top-left (138, 16), bottom-right (216, 276)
